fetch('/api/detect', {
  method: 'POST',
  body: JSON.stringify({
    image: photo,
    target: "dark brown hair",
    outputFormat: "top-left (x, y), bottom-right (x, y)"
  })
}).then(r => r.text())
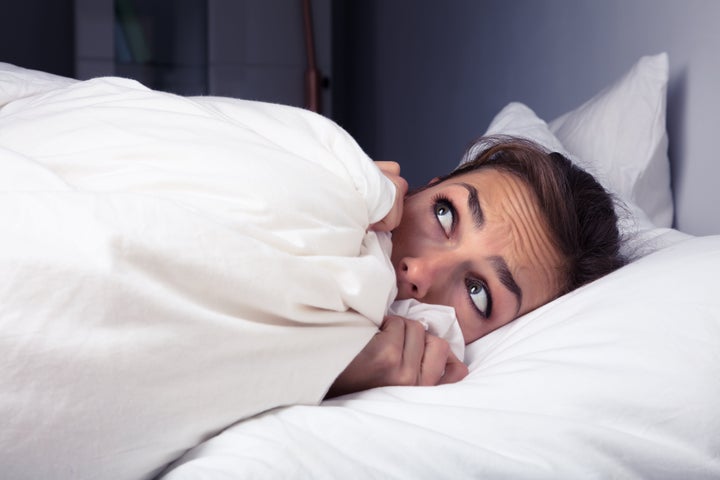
top-left (434, 135), bottom-right (626, 295)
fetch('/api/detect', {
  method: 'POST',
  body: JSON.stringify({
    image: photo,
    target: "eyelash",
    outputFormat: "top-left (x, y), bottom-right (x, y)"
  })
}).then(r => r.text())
top-left (431, 194), bottom-right (456, 236)
top-left (432, 194), bottom-right (493, 319)
top-left (466, 277), bottom-right (492, 319)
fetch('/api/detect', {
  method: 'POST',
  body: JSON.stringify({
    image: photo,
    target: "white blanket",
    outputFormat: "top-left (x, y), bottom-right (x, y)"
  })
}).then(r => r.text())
top-left (0, 64), bottom-right (408, 479)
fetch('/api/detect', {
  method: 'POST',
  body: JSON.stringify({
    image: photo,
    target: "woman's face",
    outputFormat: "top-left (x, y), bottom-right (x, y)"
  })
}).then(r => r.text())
top-left (391, 168), bottom-right (565, 344)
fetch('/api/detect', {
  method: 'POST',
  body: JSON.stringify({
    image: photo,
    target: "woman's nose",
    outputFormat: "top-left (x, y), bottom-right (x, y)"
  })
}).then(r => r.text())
top-left (396, 254), bottom-right (448, 300)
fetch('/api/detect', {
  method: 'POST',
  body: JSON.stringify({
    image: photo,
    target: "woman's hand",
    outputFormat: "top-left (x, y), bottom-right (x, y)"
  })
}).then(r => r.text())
top-left (326, 315), bottom-right (468, 398)
top-left (370, 161), bottom-right (408, 232)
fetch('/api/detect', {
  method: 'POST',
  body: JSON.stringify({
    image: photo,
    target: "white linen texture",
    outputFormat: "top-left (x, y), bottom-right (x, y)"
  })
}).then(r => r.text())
top-left (0, 63), bottom-right (417, 480)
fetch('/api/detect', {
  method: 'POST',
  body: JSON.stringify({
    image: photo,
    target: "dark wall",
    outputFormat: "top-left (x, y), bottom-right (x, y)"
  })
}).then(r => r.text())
top-left (331, 1), bottom-right (376, 155)
top-left (332, 0), bottom-right (499, 187)
top-left (0, 0), bottom-right (75, 77)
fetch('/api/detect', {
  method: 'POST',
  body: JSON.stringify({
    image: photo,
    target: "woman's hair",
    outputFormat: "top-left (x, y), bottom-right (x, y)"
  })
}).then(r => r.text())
top-left (434, 135), bottom-right (627, 295)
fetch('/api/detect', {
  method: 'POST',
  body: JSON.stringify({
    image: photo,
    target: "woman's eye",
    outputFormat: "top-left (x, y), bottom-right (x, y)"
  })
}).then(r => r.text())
top-left (434, 199), bottom-right (454, 235)
top-left (466, 278), bottom-right (491, 318)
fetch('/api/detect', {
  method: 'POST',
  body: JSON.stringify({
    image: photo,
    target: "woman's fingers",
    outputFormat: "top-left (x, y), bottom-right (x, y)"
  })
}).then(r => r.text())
top-left (380, 316), bottom-right (425, 385)
top-left (388, 317), bottom-right (468, 387)
top-left (327, 316), bottom-right (468, 398)
top-left (418, 334), bottom-right (468, 386)
top-left (439, 351), bottom-right (469, 385)
top-left (400, 317), bottom-right (427, 384)
top-left (418, 334), bottom-right (448, 386)
top-left (374, 161), bottom-right (401, 176)
top-left (370, 161), bottom-right (408, 232)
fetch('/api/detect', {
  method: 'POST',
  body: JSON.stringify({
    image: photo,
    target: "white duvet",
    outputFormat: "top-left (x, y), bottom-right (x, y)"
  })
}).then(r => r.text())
top-left (0, 63), bottom-right (408, 479)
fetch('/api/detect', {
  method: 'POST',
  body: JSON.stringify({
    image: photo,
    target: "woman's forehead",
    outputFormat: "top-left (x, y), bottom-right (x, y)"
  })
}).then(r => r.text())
top-left (447, 169), bottom-right (531, 215)
top-left (449, 169), bottom-right (565, 310)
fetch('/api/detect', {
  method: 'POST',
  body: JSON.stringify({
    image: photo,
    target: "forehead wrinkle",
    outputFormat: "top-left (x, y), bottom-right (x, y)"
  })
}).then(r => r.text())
top-left (499, 175), bottom-right (563, 305)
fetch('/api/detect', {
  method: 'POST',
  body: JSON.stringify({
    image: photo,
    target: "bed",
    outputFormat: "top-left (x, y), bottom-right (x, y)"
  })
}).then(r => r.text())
top-left (1, 50), bottom-right (718, 480)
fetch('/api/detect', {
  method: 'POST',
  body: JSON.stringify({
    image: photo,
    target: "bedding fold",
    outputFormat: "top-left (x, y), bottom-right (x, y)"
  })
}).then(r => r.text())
top-left (0, 64), bottom-right (397, 480)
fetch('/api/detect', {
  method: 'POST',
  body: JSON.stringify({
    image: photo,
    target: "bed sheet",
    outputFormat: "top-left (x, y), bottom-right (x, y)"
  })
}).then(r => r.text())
top-left (163, 232), bottom-right (720, 479)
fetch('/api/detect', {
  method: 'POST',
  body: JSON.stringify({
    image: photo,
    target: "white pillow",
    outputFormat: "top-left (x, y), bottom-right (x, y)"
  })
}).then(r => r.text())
top-left (467, 53), bottom-right (672, 231)
top-left (549, 53), bottom-right (672, 228)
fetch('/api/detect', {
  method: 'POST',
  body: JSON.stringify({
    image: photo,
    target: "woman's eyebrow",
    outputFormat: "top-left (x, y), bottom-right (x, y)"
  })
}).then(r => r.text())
top-left (457, 182), bottom-right (484, 227)
top-left (489, 255), bottom-right (522, 316)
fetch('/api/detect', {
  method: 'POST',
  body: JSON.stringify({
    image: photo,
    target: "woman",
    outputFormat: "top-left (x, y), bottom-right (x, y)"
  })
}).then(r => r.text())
top-left (329, 135), bottom-right (626, 397)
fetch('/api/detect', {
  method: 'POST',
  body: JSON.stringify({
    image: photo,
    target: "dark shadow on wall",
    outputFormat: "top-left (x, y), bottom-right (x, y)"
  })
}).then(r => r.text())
top-left (331, 0), bottom-right (378, 158)
top-left (0, 0), bottom-right (75, 77)
top-left (666, 68), bottom-right (687, 228)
